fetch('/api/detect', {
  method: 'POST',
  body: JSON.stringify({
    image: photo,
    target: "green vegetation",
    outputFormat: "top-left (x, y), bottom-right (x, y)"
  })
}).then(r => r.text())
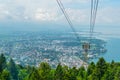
top-left (0, 54), bottom-right (120, 80)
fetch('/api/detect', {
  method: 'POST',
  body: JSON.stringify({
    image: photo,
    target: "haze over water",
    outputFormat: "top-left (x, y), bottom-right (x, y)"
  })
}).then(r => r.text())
top-left (0, 22), bottom-right (120, 63)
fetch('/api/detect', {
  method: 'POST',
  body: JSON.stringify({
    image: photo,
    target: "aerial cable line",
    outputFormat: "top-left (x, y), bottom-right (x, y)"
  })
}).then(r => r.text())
top-left (90, 0), bottom-right (95, 39)
top-left (90, 0), bottom-right (93, 40)
top-left (89, 0), bottom-right (99, 41)
top-left (90, 0), bottom-right (99, 38)
top-left (56, 0), bottom-right (80, 41)
top-left (56, 0), bottom-right (99, 65)
top-left (91, 0), bottom-right (99, 33)
top-left (56, 0), bottom-right (81, 42)
top-left (81, 0), bottom-right (99, 64)
top-left (92, 0), bottom-right (99, 33)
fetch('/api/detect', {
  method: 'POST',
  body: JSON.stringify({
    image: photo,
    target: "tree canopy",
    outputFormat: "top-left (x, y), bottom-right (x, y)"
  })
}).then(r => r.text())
top-left (0, 54), bottom-right (120, 80)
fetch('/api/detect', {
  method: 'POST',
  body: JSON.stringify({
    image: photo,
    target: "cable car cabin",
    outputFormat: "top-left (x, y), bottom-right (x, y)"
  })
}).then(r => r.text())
top-left (82, 42), bottom-right (90, 52)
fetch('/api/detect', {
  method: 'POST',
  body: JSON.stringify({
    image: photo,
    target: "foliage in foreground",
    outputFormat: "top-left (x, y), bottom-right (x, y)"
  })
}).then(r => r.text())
top-left (0, 54), bottom-right (120, 80)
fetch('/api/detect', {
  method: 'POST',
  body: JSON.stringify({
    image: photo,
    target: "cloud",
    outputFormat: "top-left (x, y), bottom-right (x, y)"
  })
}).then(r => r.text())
top-left (96, 7), bottom-right (120, 25)
top-left (0, 0), bottom-right (120, 25)
top-left (66, 8), bottom-right (89, 23)
top-left (61, 0), bottom-right (90, 4)
top-left (34, 8), bottom-right (58, 21)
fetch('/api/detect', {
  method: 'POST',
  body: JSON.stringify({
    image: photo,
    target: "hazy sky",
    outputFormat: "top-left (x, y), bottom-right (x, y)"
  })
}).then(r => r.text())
top-left (0, 0), bottom-right (120, 27)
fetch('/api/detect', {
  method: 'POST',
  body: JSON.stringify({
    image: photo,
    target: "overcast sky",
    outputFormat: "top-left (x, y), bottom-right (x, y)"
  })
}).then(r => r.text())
top-left (0, 0), bottom-right (120, 26)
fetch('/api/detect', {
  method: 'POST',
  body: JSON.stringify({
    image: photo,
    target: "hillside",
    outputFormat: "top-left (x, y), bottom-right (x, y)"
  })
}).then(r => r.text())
top-left (0, 54), bottom-right (120, 80)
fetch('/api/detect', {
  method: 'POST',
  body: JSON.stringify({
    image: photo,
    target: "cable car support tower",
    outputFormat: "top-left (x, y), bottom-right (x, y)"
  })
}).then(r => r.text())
top-left (56, 0), bottom-right (99, 66)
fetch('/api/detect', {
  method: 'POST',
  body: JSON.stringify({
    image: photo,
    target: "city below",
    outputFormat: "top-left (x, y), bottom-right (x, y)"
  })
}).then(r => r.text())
top-left (0, 32), bottom-right (107, 68)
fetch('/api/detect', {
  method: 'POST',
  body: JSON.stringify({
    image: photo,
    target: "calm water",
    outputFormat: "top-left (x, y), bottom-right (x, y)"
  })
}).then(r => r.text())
top-left (103, 38), bottom-right (120, 62)
top-left (93, 26), bottom-right (120, 62)
top-left (94, 38), bottom-right (120, 62)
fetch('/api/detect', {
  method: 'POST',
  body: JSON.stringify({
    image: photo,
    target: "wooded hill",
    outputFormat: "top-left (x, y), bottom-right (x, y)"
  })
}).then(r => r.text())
top-left (0, 54), bottom-right (120, 80)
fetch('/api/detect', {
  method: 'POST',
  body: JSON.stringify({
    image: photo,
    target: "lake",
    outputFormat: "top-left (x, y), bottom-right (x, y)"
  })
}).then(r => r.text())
top-left (104, 38), bottom-right (120, 62)
top-left (94, 37), bottom-right (120, 62)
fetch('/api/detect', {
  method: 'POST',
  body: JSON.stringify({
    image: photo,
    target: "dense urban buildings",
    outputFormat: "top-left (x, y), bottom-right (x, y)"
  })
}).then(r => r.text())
top-left (0, 32), bottom-right (106, 68)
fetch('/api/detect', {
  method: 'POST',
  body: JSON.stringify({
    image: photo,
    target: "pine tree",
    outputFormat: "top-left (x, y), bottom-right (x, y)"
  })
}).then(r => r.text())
top-left (0, 54), bottom-right (6, 72)
top-left (28, 67), bottom-right (41, 80)
top-left (18, 69), bottom-right (28, 80)
top-left (101, 66), bottom-right (114, 80)
top-left (77, 66), bottom-right (86, 80)
top-left (114, 67), bottom-right (120, 80)
top-left (87, 62), bottom-right (95, 76)
top-left (68, 67), bottom-right (78, 80)
top-left (38, 62), bottom-right (51, 80)
top-left (8, 58), bottom-right (18, 80)
top-left (96, 57), bottom-right (107, 80)
top-left (0, 69), bottom-right (10, 80)
top-left (55, 63), bottom-right (64, 80)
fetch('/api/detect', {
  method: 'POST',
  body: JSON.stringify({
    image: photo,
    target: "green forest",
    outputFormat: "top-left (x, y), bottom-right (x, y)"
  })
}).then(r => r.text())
top-left (0, 54), bottom-right (120, 80)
